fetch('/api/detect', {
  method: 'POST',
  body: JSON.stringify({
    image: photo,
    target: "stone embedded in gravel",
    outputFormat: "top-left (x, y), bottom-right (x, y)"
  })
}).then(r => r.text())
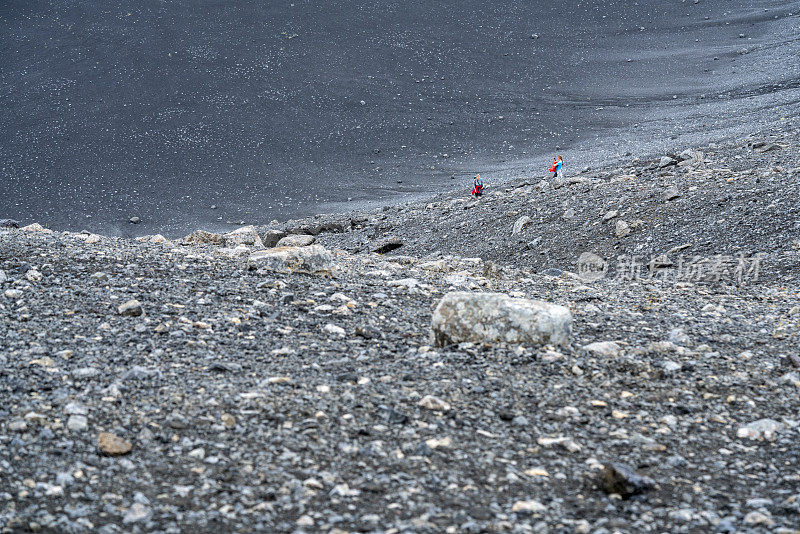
top-left (72, 367), bottom-right (99, 379)
top-left (323, 323), bottom-right (346, 337)
top-left (225, 225), bottom-right (264, 247)
top-left (431, 292), bottom-right (572, 347)
top-left (668, 327), bottom-right (691, 345)
top-left (418, 395), bottom-right (451, 412)
top-left (376, 405), bottom-right (409, 425)
top-left (615, 219), bottom-right (631, 237)
top-left (4, 288), bottom-right (23, 299)
top-left (97, 432), bottom-right (133, 456)
top-left (121, 365), bottom-right (160, 380)
top-left (249, 245), bottom-right (334, 275)
top-left (260, 229), bottom-right (287, 247)
top-left (511, 499), bottom-right (546, 514)
top-left (371, 236), bottom-right (403, 254)
top-left (129, 216), bottom-right (141, 224)
top-left (746, 497), bottom-right (774, 509)
top-left (601, 462), bottom-right (656, 496)
top-left (664, 185), bottom-right (681, 201)
top-left (602, 210), bottom-right (619, 222)
top-left (182, 229), bottom-right (226, 245)
top-left (743, 510), bottom-right (775, 527)
top-left (117, 299), bottom-right (143, 316)
top-left (135, 234), bottom-right (168, 244)
top-left (659, 155), bottom-right (678, 167)
top-left (537, 436), bottom-right (581, 453)
top-left (512, 215), bottom-right (532, 234)
top-left (123, 503), bottom-right (151, 524)
top-left (425, 436), bottom-right (452, 449)
top-left (66, 415), bottom-right (88, 432)
top-left (736, 419), bottom-right (784, 441)
top-left (276, 234), bottom-right (315, 247)
top-left (64, 402), bottom-right (88, 415)
top-left (8, 419), bottom-right (27, 432)
top-left (582, 341), bottom-right (622, 357)
top-left (21, 222), bottom-right (51, 233)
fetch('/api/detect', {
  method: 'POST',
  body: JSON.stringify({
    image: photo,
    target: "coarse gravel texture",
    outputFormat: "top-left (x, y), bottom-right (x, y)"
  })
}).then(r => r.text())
top-left (2, 119), bottom-right (800, 532)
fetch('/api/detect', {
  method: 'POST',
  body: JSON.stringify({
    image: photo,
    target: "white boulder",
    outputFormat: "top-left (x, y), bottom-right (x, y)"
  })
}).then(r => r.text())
top-left (430, 292), bottom-right (572, 347)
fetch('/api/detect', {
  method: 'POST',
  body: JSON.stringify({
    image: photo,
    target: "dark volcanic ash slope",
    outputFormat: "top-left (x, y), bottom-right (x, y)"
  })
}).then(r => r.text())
top-left (1, 0), bottom-right (798, 236)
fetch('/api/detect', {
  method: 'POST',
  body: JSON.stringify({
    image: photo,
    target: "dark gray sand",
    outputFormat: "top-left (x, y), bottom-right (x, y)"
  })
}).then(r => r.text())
top-left (2, 1), bottom-right (799, 236)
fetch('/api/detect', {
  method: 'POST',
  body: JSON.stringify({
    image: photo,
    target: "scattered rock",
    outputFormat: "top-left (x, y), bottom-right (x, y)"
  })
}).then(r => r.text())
top-left (511, 500), bottom-right (546, 514)
top-left (582, 341), bottom-right (622, 357)
top-left (418, 395), bottom-right (451, 412)
top-left (430, 292), bottom-right (572, 347)
top-left (371, 236), bottom-right (403, 254)
top-left (0, 219), bottom-right (20, 228)
top-left (615, 219), bottom-right (631, 237)
top-left (323, 323), bottom-right (346, 337)
top-left (260, 229), bottom-right (287, 248)
top-left (135, 234), bottom-right (168, 244)
top-left (97, 432), bottom-right (132, 456)
top-left (249, 245), bottom-right (334, 275)
top-left (117, 299), bottom-right (143, 317)
top-left (668, 328), bottom-right (691, 346)
top-left (4, 288), bottom-right (23, 299)
top-left (67, 415), bottom-right (88, 432)
top-left (736, 419), bottom-right (784, 441)
top-left (123, 503), bottom-right (151, 524)
top-left (182, 230), bottom-right (226, 245)
top-left (225, 225), bottom-right (264, 247)
top-left (513, 216), bottom-right (532, 234)
top-left (602, 210), bottom-right (619, 222)
top-left (600, 462), bottom-right (656, 496)
top-left (659, 156), bottom-right (677, 168)
top-left (276, 234), bottom-right (315, 247)
top-left (664, 185), bottom-right (681, 201)
top-left (21, 222), bottom-right (51, 233)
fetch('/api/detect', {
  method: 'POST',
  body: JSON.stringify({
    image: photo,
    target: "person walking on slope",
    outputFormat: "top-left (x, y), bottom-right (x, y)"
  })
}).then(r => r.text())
top-left (472, 174), bottom-right (484, 197)
top-left (555, 155), bottom-right (564, 180)
top-left (549, 157), bottom-right (558, 178)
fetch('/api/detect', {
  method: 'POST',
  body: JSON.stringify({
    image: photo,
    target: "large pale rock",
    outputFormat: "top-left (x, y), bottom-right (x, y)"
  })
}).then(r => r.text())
top-left (225, 225), bottom-right (264, 248)
top-left (249, 245), bottom-right (333, 275)
top-left (430, 292), bottom-right (572, 347)
top-left (277, 234), bottom-right (315, 247)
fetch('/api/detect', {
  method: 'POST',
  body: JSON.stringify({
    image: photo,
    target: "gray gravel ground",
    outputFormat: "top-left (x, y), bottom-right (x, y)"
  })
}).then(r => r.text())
top-left (2, 121), bottom-right (800, 532)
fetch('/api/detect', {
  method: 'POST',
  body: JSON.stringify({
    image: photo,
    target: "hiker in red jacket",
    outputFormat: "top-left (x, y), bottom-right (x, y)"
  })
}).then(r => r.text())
top-left (549, 158), bottom-right (558, 178)
top-left (472, 174), bottom-right (484, 197)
